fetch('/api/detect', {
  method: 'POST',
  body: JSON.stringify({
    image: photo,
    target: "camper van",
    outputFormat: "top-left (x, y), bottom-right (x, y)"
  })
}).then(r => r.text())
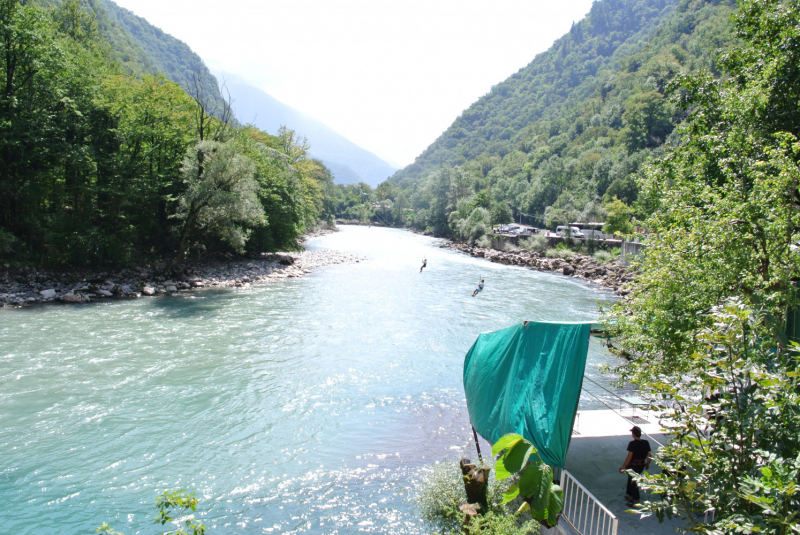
top-left (555, 226), bottom-right (585, 239)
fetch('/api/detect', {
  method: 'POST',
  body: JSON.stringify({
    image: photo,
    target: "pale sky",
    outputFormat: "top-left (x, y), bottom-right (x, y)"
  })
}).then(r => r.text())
top-left (112, 0), bottom-right (596, 167)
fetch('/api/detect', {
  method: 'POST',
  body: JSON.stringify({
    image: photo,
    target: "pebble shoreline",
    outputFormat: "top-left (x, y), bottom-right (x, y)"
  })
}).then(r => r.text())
top-left (0, 228), bottom-right (362, 308)
top-left (440, 242), bottom-right (633, 295)
top-left (0, 227), bottom-right (631, 308)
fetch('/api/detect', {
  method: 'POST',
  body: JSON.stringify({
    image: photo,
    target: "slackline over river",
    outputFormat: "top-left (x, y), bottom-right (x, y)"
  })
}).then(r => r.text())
top-left (0, 226), bottom-right (621, 534)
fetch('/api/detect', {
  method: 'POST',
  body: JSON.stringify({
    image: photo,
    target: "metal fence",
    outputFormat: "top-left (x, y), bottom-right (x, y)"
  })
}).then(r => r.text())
top-left (560, 470), bottom-right (618, 535)
top-left (621, 240), bottom-right (647, 258)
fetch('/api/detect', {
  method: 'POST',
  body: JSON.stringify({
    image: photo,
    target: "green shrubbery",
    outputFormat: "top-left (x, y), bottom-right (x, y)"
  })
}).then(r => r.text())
top-left (593, 250), bottom-right (614, 262)
top-left (415, 461), bottom-right (536, 535)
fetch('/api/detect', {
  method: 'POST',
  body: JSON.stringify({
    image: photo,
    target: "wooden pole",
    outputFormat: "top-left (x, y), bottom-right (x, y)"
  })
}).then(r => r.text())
top-left (472, 425), bottom-right (483, 463)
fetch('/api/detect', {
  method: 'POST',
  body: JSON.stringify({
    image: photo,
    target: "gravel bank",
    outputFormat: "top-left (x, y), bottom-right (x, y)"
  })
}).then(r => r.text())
top-left (0, 247), bottom-right (362, 308)
top-left (441, 242), bottom-right (633, 294)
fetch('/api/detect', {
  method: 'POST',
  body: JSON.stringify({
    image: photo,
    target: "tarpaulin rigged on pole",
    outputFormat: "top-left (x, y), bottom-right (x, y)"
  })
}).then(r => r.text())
top-left (463, 321), bottom-right (592, 468)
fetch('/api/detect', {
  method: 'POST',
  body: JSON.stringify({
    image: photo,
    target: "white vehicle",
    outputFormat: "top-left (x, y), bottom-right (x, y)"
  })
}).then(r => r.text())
top-left (555, 225), bottom-right (585, 239)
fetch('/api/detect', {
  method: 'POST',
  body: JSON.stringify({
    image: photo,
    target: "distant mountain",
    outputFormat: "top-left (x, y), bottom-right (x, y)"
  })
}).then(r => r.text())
top-left (222, 77), bottom-right (397, 187)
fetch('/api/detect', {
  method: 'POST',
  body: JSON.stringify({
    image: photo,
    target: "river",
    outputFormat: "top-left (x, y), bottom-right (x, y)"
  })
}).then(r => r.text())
top-left (0, 226), bottom-right (621, 534)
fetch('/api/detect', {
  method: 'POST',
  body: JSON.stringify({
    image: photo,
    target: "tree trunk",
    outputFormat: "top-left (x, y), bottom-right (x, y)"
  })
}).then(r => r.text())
top-left (459, 457), bottom-right (491, 533)
top-left (171, 205), bottom-right (201, 271)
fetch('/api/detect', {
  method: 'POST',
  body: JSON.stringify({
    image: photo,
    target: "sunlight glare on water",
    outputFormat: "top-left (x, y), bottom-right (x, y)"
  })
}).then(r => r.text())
top-left (0, 226), bottom-right (620, 534)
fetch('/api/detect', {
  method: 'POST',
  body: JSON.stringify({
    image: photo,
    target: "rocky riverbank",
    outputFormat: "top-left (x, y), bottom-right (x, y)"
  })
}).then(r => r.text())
top-left (441, 242), bottom-right (633, 294)
top-left (0, 248), bottom-right (362, 308)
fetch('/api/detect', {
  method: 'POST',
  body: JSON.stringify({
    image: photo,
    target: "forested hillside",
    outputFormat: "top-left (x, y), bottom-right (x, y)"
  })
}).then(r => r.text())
top-left (374, 0), bottom-right (735, 240)
top-left (32, 0), bottom-right (226, 114)
top-left (0, 0), bottom-right (334, 267)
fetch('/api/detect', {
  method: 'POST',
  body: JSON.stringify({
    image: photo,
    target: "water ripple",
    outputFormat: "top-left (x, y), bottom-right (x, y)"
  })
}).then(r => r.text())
top-left (0, 226), bottom-right (621, 534)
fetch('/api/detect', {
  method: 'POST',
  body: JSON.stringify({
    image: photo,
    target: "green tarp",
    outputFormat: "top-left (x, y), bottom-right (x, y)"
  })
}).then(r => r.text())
top-left (463, 321), bottom-right (592, 468)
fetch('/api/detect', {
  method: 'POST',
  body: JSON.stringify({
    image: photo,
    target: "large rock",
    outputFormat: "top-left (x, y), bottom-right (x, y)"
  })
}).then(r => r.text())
top-left (117, 284), bottom-right (133, 295)
top-left (96, 289), bottom-right (113, 297)
top-left (39, 288), bottom-right (57, 299)
top-left (63, 292), bottom-right (82, 303)
top-left (165, 285), bottom-right (178, 292)
top-left (141, 286), bottom-right (156, 296)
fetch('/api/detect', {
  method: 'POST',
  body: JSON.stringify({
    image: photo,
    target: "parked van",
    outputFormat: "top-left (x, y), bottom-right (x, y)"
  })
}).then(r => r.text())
top-left (555, 226), bottom-right (585, 239)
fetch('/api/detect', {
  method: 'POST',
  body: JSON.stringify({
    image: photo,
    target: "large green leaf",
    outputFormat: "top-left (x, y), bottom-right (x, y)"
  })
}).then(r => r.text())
top-left (495, 438), bottom-right (534, 479)
top-left (501, 482), bottom-right (520, 504)
top-left (491, 434), bottom-right (523, 457)
top-left (546, 484), bottom-right (564, 527)
top-left (519, 463), bottom-right (553, 516)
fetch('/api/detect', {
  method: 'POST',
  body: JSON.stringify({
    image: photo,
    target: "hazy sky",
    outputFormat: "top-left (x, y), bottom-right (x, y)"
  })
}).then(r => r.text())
top-left (112, 0), bottom-right (595, 168)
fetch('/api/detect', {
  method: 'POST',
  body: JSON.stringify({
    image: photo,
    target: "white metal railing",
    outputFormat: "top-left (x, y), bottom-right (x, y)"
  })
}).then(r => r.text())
top-left (560, 470), bottom-right (618, 535)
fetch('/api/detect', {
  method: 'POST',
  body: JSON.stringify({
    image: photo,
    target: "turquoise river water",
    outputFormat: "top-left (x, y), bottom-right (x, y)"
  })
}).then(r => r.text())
top-left (0, 226), bottom-right (620, 534)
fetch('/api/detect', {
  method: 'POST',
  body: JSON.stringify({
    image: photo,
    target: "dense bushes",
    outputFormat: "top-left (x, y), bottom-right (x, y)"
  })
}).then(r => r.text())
top-left (0, 0), bottom-right (333, 266)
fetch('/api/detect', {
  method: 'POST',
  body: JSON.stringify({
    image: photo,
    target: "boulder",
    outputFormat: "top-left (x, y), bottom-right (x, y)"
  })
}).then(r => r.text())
top-left (190, 281), bottom-right (205, 288)
top-left (141, 286), bottom-right (156, 296)
top-left (96, 289), bottom-right (113, 297)
top-left (562, 265), bottom-right (575, 276)
top-left (165, 285), bottom-right (178, 292)
top-left (63, 292), bottom-right (82, 303)
top-left (178, 282), bottom-right (190, 289)
top-left (39, 288), bottom-right (57, 299)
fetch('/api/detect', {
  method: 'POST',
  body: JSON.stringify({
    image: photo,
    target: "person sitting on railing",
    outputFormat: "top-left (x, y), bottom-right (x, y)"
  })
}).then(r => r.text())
top-left (619, 425), bottom-right (652, 506)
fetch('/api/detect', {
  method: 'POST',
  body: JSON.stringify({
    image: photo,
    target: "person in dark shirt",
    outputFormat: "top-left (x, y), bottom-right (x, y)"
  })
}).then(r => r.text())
top-left (420, 258), bottom-right (427, 273)
top-left (619, 426), bottom-right (652, 506)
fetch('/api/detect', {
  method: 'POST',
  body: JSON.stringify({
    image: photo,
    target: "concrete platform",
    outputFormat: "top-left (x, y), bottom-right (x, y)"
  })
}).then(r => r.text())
top-left (561, 409), bottom-right (686, 535)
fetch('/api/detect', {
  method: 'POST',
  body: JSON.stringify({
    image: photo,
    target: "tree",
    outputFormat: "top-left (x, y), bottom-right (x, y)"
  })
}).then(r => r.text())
top-left (490, 202), bottom-right (513, 227)
top-left (601, 197), bottom-right (634, 236)
top-left (276, 125), bottom-right (310, 164)
top-left (607, 0), bottom-right (800, 531)
top-left (620, 91), bottom-right (673, 152)
top-left (171, 140), bottom-right (263, 268)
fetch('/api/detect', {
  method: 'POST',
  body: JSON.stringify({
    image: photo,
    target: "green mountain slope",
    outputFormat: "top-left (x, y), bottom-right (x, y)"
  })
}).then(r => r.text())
top-left (33, 0), bottom-right (226, 114)
top-left (383, 0), bottom-right (735, 236)
top-left (393, 0), bottom-right (682, 182)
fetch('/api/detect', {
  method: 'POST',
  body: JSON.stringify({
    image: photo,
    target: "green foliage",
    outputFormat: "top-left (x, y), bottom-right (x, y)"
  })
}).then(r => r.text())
top-left (154, 489), bottom-right (206, 535)
top-left (593, 249), bottom-right (614, 262)
top-left (464, 511), bottom-right (538, 535)
top-left (386, 0), bottom-right (737, 240)
top-left (601, 197), bottom-right (635, 236)
top-left (0, 0), bottom-right (331, 266)
top-left (171, 140), bottom-right (264, 266)
top-left (490, 202), bottom-right (513, 226)
top-left (492, 434), bottom-right (564, 527)
top-left (521, 234), bottom-right (549, 253)
top-left (95, 522), bottom-right (124, 535)
top-left (415, 461), bottom-right (525, 535)
top-left (632, 302), bottom-right (800, 533)
top-left (544, 247), bottom-right (577, 260)
top-left (606, 0), bottom-right (800, 531)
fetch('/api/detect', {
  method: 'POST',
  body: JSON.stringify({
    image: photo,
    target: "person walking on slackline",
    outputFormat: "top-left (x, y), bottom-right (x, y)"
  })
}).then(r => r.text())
top-left (619, 426), bottom-right (652, 506)
top-left (420, 258), bottom-right (427, 273)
